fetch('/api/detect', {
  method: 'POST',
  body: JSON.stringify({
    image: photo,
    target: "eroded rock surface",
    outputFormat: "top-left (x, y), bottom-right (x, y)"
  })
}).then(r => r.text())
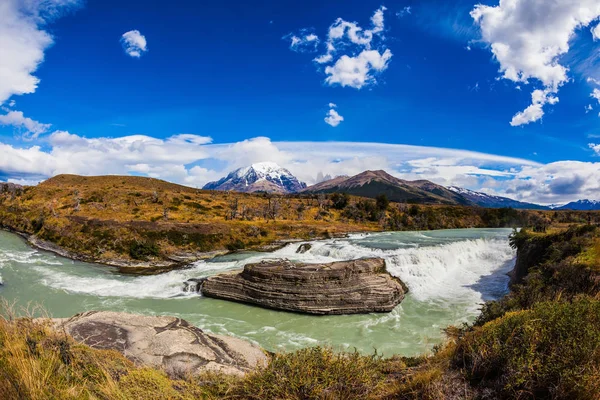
top-left (200, 258), bottom-right (406, 315)
top-left (52, 311), bottom-right (267, 376)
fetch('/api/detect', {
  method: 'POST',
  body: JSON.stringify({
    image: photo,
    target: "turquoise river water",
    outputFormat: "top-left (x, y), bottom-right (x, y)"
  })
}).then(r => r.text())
top-left (0, 228), bottom-right (515, 356)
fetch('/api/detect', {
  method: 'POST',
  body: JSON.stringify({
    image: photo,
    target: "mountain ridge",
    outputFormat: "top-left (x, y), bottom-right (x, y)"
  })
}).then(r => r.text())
top-left (447, 186), bottom-right (549, 210)
top-left (302, 170), bottom-right (471, 205)
top-left (556, 199), bottom-right (600, 210)
top-left (203, 162), bottom-right (307, 193)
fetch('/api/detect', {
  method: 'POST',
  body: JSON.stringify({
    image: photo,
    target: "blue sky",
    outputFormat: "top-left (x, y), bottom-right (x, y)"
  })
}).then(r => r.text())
top-left (1, 0), bottom-right (600, 205)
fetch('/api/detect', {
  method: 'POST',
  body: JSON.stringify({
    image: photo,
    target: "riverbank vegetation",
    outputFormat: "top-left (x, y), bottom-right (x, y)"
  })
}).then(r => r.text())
top-left (1, 224), bottom-right (600, 399)
top-left (1, 175), bottom-right (598, 267)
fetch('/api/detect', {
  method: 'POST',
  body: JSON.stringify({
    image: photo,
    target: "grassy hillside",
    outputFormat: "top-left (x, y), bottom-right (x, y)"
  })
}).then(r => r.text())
top-left (0, 174), bottom-right (598, 270)
top-left (2, 225), bottom-right (600, 399)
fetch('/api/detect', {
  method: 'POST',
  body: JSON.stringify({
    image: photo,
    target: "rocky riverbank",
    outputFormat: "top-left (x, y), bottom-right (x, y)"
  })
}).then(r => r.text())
top-left (49, 311), bottom-right (268, 377)
top-left (199, 257), bottom-right (407, 315)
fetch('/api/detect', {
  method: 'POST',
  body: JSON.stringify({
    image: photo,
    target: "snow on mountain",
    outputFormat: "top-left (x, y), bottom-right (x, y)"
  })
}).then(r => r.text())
top-left (556, 200), bottom-right (600, 211)
top-left (447, 186), bottom-right (548, 210)
top-left (203, 162), bottom-right (307, 193)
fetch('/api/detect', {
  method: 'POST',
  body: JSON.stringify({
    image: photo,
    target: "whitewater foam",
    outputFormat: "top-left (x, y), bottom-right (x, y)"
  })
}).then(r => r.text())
top-left (23, 230), bottom-right (514, 310)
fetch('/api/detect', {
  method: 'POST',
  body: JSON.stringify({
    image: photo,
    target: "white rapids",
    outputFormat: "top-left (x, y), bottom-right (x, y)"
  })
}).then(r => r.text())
top-left (0, 228), bottom-right (515, 356)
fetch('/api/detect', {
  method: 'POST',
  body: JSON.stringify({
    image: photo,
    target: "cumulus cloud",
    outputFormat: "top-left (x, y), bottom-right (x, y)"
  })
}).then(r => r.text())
top-left (592, 89), bottom-right (600, 105)
top-left (0, 110), bottom-right (51, 140)
top-left (121, 30), bottom-right (148, 58)
top-left (317, 6), bottom-right (392, 89)
top-left (283, 29), bottom-right (320, 53)
top-left (592, 24), bottom-right (600, 41)
top-left (288, 6), bottom-right (392, 90)
top-left (510, 89), bottom-right (559, 126)
top-left (590, 143), bottom-right (600, 155)
top-left (324, 49), bottom-right (392, 89)
top-left (324, 104), bottom-right (344, 127)
top-left (0, 0), bottom-right (81, 105)
top-left (471, 0), bottom-right (600, 126)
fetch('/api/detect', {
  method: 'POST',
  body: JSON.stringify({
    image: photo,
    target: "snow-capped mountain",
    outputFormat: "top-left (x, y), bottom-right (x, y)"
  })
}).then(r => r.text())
top-left (203, 162), bottom-right (307, 193)
top-left (447, 186), bottom-right (549, 210)
top-left (556, 200), bottom-right (600, 211)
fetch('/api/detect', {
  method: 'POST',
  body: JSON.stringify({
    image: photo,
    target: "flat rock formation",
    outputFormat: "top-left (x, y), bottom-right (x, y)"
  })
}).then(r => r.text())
top-left (51, 311), bottom-right (267, 377)
top-left (200, 258), bottom-right (406, 315)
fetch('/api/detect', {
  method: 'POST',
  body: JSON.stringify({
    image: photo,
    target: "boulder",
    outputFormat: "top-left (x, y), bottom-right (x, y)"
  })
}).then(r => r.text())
top-left (200, 258), bottom-right (406, 315)
top-left (51, 311), bottom-right (267, 377)
top-left (183, 278), bottom-right (206, 293)
top-left (296, 243), bottom-right (312, 253)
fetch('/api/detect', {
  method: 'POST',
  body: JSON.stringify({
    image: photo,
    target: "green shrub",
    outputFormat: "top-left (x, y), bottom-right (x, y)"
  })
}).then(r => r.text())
top-left (129, 241), bottom-right (160, 260)
top-left (226, 239), bottom-right (245, 251)
top-left (456, 297), bottom-right (600, 399)
top-left (229, 347), bottom-right (390, 399)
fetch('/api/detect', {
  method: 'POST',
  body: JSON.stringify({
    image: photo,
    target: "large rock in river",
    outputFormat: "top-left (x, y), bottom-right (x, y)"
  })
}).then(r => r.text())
top-left (200, 258), bottom-right (406, 315)
top-left (51, 311), bottom-right (267, 377)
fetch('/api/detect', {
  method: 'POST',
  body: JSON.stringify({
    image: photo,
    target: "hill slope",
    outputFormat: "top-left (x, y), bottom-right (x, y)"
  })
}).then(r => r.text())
top-left (304, 170), bottom-right (471, 205)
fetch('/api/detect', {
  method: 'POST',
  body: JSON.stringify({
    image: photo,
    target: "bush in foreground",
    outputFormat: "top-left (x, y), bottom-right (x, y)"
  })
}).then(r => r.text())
top-left (455, 297), bottom-right (600, 399)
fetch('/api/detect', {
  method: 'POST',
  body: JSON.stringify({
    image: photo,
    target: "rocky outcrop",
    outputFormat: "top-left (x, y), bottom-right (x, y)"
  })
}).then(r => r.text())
top-left (200, 258), bottom-right (406, 315)
top-left (296, 243), bottom-right (312, 253)
top-left (51, 311), bottom-right (267, 377)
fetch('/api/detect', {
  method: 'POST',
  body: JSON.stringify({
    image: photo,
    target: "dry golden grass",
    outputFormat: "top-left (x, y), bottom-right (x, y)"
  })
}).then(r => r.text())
top-left (1, 174), bottom-right (598, 268)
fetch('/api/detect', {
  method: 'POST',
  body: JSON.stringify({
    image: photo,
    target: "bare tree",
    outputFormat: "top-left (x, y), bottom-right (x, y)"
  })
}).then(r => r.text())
top-left (296, 203), bottom-right (306, 220)
top-left (227, 197), bottom-right (239, 220)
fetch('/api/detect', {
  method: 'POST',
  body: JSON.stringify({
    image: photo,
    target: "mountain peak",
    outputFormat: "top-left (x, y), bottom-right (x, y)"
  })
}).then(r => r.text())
top-left (557, 199), bottom-right (600, 210)
top-left (203, 163), bottom-right (306, 193)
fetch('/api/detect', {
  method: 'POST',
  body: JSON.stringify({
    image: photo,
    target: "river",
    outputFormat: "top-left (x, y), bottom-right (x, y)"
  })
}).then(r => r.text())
top-left (0, 228), bottom-right (515, 356)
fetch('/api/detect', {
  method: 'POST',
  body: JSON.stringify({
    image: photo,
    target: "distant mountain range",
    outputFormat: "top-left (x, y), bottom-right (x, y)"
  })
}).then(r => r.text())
top-left (203, 162), bottom-right (307, 193)
top-left (203, 164), bottom-right (600, 210)
top-left (447, 187), bottom-right (549, 210)
top-left (302, 170), bottom-right (471, 205)
top-left (554, 200), bottom-right (600, 211)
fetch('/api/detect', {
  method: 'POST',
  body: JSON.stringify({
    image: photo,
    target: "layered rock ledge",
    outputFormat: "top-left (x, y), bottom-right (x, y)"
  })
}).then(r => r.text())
top-left (200, 258), bottom-right (407, 315)
top-left (51, 311), bottom-right (267, 377)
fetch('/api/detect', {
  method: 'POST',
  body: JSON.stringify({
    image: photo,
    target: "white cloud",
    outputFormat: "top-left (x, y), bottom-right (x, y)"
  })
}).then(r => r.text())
top-left (4, 133), bottom-right (600, 204)
top-left (592, 88), bottom-right (600, 104)
top-left (589, 143), bottom-right (600, 155)
top-left (288, 6), bottom-right (392, 90)
top-left (284, 29), bottom-right (320, 53)
top-left (592, 24), bottom-right (600, 40)
top-left (586, 104), bottom-right (593, 113)
top-left (0, 0), bottom-right (80, 105)
top-left (324, 106), bottom-right (344, 127)
top-left (510, 89), bottom-right (559, 126)
top-left (316, 6), bottom-right (388, 61)
top-left (8, 100), bottom-right (16, 107)
top-left (471, 0), bottom-right (600, 125)
top-left (324, 49), bottom-right (392, 89)
top-left (588, 77), bottom-right (600, 85)
top-left (121, 30), bottom-right (148, 58)
top-left (0, 110), bottom-right (51, 140)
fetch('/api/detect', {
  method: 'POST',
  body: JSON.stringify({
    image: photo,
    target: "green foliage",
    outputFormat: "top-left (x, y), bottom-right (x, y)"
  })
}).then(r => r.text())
top-left (456, 298), bottom-right (600, 399)
top-left (226, 239), bottom-right (246, 251)
top-left (375, 194), bottom-right (390, 211)
top-left (477, 225), bottom-right (600, 325)
top-left (330, 192), bottom-right (350, 210)
top-left (129, 241), bottom-right (160, 260)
